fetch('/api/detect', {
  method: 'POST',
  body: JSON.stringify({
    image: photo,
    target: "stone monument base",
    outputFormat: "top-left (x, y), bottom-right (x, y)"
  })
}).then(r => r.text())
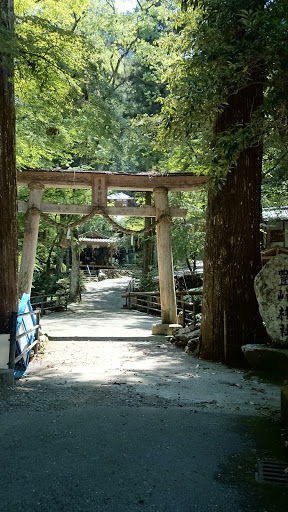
top-left (242, 344), bottom-right (288, 375)
top-left (152, 323), bottom-right (182, 336)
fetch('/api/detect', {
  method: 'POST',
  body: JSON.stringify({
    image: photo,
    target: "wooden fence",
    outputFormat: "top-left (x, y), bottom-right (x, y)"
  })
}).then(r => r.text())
top-left (122, 290), bottom-right (202, 327)
top-left (30, 292), bottom-right (68, 314)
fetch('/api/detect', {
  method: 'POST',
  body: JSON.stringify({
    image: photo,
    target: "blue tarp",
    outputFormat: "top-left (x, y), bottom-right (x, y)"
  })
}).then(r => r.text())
top-left (15, 293), bottom-right (36, 372)
top-left (14, 369), bottom-right (30, 380)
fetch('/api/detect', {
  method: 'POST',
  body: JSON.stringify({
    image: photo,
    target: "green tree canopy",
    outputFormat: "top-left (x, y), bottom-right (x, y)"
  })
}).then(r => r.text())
top-left (14, 0), bottom-right (177, 171)
top-left (159, 0), bottom-right (288, 185)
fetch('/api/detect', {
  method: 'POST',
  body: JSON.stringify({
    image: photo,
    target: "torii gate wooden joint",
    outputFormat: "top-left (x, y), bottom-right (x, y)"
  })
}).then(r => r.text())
top-left (17, 170), bottom-right (206, 334)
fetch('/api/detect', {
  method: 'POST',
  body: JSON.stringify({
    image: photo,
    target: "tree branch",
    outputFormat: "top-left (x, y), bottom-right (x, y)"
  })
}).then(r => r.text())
top-left (109, 35), bottom-right (139, 87)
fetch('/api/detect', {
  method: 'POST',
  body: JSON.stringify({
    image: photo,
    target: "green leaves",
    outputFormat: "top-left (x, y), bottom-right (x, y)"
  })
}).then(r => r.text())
top-left (14, 0), bottom-right (176, 170)
top-left (171, 190), bottom-right (207, 264)
top-left (14, 0), bottom-right (125, 168)
top-left (155, 0), bottom-right (288, 194)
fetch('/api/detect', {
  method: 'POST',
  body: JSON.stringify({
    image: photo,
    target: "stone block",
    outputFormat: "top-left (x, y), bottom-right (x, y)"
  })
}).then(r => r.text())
top-left (175, 339), bottom-right (188, 347)
top-left (0, 369), bottom-right (14, 389)
top-left (152, 323), bottom-right (182, 336)
top-left (242, 344), bottom-right (288, 374)
top-left (0, 333), bottom-right (10, 369)
top-left (254, 253), bottom-right (288, 347)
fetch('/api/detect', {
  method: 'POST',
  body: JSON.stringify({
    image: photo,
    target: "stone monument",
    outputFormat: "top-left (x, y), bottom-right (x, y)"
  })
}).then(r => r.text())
top-left (254, 253), bottom-right (288, 347)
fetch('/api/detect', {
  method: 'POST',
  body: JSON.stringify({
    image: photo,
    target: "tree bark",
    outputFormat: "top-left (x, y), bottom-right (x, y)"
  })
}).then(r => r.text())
top-left (199, 77), bottom-right (267, 365)
top-left (0, 0), bottom-right (17, 333)
top-left (142, 192), bottom-right (154, 274)
top-left (69, 230), bottom-right (81, 302)
top-left (55, 246), bottom-right (65, 274)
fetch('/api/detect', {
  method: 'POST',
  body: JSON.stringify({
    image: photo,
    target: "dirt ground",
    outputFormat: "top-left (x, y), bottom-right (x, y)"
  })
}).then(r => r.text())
top-left (1, 277), bottom-right (282, 416)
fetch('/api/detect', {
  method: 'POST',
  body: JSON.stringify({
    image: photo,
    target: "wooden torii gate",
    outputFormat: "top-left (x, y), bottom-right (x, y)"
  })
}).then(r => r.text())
top-left (17, 169), bottom-right (205, 335)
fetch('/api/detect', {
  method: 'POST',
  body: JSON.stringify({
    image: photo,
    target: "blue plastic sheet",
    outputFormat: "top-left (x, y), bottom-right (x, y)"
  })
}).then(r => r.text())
top-left (15, 294), bottom-right (36, 371)
top-left (14, 369), bottom-right (30, 380)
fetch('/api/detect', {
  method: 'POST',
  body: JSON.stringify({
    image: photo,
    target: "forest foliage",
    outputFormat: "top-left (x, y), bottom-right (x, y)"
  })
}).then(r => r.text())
top-left (14, 1), bottom-right (288, 191)
top-left (13, 0), bottom-right (288, 295)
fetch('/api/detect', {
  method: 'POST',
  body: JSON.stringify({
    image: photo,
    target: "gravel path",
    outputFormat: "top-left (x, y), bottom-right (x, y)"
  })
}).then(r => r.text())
top-left (39, 276), bottom-right (157, 338)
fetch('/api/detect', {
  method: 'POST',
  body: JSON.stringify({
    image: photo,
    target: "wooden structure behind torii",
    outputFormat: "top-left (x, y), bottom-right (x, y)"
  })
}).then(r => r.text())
top-left (17, 170), bottom-right (206, 334)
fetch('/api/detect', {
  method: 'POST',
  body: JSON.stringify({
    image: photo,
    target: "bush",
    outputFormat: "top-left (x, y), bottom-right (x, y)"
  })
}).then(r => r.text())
top-left (136, 270), bottom-right (159, 292)
top-left (31, 271), bottom-right (70, 297)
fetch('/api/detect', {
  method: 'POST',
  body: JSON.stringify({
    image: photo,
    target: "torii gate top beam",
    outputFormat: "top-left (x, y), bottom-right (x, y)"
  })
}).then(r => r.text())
top-left (17, 169), bottom-right (206, 192)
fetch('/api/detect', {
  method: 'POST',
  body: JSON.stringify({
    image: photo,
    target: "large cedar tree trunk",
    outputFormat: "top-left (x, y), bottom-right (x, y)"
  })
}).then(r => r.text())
top-left (0, 0), bottom-right (18, 334)
top-left (199, 78), bottom-right (267, 365)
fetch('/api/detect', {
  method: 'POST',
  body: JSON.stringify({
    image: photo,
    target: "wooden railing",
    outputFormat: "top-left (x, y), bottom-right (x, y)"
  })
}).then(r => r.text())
top-left (30, 293), bottom-right (68, 314)
top-left (122, 290), bottom-right (202, 327)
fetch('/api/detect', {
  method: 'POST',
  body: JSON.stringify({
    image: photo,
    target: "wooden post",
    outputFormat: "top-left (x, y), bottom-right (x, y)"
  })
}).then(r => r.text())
top-left (18, 182), bottom-right (44, 296)
top-left (152, 187), bottom-right (179, 334)
top-left (143, 191), bottom-right (153, 274)
top-left (34, 309), bottom-right (40, 355)
top-left (223, 310), bottom-right (227, 363)
top-left (8, 311), bottom-right (17, 370)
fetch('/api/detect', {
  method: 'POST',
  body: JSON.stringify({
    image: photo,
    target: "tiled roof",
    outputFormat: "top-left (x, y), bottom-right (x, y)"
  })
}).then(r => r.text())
top-left (79, 237), bottom-right (117, 244)
top-left (262, 207), bottom-right (288, 222)
top-left (108, 193), bottom-right (133, 200)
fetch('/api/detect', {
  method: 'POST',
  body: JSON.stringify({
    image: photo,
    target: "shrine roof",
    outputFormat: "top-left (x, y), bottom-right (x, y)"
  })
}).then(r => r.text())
top-left (79, 230), bottom-right (118, 244)
top-left (262, 207), bottom-right (288, 222)
top-left (108, 193), bottom-right (133, 200)
top-left (79, 238), bottom-right (117, 245)
top-left (80, 230), bottom-right (111, 239)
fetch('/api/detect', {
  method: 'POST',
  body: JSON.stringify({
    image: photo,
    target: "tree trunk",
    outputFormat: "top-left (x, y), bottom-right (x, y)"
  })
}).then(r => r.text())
top-left (0, 0), bottom-right (17, 334)
top-left (186, 257), bottom-right (193, 273)
top-left (69, 230), bottom-right (81, 302)
top-left (199, 77), bottom-right (267, 365)
top-left (143, 192), bottom-right (154, 274)
top-left (55, 247), bottom-right (65, 274)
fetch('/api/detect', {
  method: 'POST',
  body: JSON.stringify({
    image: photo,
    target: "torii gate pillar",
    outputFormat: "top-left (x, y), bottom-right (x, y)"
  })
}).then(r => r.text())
top-left (152, 187), bottom-right (181, 335)
top-left (18, 182), bottom-right (44, 297)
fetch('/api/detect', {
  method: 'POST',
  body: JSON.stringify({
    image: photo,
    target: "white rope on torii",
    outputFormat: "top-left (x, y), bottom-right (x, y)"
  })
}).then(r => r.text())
top-left (26, 205), bottom-right (172, 235)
